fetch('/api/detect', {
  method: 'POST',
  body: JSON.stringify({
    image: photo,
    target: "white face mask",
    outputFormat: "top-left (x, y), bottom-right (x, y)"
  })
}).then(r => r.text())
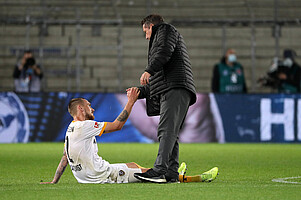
top-left (228, 54), bottom-right (237, 63)
top-left (283, 58), bottom-right (293, 67)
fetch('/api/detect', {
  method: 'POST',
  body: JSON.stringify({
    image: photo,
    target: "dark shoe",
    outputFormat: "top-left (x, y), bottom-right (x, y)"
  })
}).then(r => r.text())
top-left (165, 174), bottom-right (179, 183)
top-left (134, 169), bottom-right (167, 183)
top-left (166, 177), bottom-right (180, 183)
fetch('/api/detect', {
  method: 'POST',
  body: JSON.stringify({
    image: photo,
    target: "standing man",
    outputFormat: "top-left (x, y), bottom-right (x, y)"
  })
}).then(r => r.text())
top-left (133, 14), bottom-right (197, 183)
top-left (211, 48), bottom-right (247, 93)
top-left (13, 50), bottom-right (43, 92)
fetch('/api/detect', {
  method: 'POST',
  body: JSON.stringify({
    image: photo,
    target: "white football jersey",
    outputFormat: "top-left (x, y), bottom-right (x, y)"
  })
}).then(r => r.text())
top-left (64, 120), bottom-right (112, 183)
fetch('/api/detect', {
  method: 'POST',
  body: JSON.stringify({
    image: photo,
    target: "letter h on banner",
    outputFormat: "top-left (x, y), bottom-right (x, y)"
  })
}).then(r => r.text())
top-left (260, 98), bottom-right (294, 141)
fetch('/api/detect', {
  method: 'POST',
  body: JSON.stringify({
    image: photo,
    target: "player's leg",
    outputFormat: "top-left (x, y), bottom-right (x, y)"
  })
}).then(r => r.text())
top-left (125, 162), bottom-right (149, 173)
top-left (109, 163), bottom-right (144, 183)
top-left (125, 162), bottom-right (150, 182)
top-left (179, 167), bottom-right (219, 183)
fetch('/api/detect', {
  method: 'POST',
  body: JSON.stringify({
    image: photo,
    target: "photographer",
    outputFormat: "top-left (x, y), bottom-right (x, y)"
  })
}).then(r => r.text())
top-left (278, 49), bottom-right (301, 93)
top-left (258, 49), bottom-right (300, 93)
top-left (13, 50), bottom-right (43, 92)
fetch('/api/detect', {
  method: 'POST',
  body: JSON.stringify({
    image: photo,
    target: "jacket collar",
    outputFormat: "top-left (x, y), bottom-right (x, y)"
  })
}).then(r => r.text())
top-left (149, 22), bottom-right (166, 48)
top-left (150, 22), bottom-right (166, 38)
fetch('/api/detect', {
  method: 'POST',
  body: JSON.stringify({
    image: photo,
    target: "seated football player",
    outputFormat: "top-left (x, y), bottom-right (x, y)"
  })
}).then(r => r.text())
top-left (40, 88), bottom-right (218, 184)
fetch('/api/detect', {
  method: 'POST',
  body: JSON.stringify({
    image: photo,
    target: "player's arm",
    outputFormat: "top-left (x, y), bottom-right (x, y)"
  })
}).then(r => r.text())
top-left (40, 149), bottom-right (68, 184)
top-left (103, 87), bottom-right (140, 133)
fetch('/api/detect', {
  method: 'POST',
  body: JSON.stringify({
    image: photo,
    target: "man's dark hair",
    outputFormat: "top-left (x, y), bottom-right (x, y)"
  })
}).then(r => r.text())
top-left (141, 14), bottom-right (164, 26)
top-left (68, 98), bottom-right (85, 117)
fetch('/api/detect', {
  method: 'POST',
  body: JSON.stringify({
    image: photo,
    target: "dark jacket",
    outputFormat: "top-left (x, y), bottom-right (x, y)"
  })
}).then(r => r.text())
top-left (138, 84), bottom-right (160, 116)
top-left (139, 22), bottom-right (196, 116)
top-left (278, 62), bottom-right (301, 93)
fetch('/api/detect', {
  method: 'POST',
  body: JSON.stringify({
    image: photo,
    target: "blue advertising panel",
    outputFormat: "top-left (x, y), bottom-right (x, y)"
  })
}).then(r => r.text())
top-left (212, 93), bottom-right (301, 143)
top-left (1, 92), bottom-right (300, 143)
top-left (0, 92), bottom-right (152, 143)
top-left (0, 92), bottom-right (30, 143)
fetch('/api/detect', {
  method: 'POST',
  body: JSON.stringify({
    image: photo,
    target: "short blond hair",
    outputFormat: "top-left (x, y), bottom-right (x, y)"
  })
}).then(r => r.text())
top-left (68, 98), bottom-right (85, 117)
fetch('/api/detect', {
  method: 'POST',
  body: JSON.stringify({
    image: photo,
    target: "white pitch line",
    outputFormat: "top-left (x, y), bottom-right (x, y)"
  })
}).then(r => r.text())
top-left (272, 176), bottom-right (301, 184)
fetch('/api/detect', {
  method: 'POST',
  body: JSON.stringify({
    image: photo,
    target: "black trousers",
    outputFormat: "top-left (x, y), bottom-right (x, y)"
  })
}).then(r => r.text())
top-left (153, 88), bottom-right (191, 177)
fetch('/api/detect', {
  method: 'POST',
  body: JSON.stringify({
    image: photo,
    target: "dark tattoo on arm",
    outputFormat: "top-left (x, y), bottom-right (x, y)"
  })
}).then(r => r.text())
top-left (117, 110), bottom-right (129, 122)
top-left (52, 153), bottom-right (68, 183)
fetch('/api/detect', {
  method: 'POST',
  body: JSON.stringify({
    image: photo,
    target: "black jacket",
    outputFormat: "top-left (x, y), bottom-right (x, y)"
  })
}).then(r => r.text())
top-left (139, 22), bottom-right (196, 116)
top-left (278, 62), bottom-right (301, 93)
top-left (138, 84), bottom-right (160, 116)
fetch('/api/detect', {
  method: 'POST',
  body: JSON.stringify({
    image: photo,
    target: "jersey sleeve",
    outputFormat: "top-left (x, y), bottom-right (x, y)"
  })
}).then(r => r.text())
top-left (82, 120), bottom-right (107, 138)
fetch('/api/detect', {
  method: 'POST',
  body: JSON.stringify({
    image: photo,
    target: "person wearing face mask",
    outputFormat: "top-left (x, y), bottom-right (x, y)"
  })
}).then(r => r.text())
top-left (277, 49), bottom-right (301, 93)
top-left (211, 48), bottom-right (247, 93)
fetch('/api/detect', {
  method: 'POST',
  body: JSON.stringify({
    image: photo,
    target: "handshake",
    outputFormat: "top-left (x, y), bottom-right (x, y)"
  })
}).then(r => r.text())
top-left (125, 71), bottom-right (151, 103)
top-left (126, 87), bottom-right (140, 104)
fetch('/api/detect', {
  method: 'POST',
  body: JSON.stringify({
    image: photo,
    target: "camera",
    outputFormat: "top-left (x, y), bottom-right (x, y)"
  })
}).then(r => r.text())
top-left (24, 57), bottom-right (36, 76)
top-left (257, 57), bottom-right (291, 89)
top-left (24, 57), bottom-right (36, 69)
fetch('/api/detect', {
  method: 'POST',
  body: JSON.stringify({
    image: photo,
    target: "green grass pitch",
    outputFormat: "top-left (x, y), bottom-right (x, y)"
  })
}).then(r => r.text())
top-left (1, 143), bottom-right (301, 200)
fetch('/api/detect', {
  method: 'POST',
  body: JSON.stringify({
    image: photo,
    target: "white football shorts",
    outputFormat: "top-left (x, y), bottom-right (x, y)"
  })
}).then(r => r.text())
top-left (109, 163), bottom-right (142, 183)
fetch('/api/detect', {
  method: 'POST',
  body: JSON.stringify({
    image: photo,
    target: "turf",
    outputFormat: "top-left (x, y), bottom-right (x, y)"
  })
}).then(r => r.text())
top-left (0, 143), bottom-right (301, 200)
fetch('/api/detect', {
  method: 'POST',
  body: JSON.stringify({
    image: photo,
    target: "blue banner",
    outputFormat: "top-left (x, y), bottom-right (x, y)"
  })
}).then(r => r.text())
top-left (212, 93), bottom-right (301, 143)
top-left (1, 92), bottom-right (300, 143)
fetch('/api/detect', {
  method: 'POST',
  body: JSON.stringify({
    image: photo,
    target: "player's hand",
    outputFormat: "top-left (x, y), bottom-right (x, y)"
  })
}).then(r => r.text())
top-left (140, 72), bottom-right (151, 85)
top-left (126, 87), bottom-right (140, 103)
top-left (40, 181), bottom-right (55, 184)
top-left (126, 87), bottom-right (138, 92)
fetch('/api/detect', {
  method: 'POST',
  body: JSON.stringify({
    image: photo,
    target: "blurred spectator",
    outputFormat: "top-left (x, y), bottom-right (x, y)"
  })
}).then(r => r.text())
top-left (277, 49), bottom-right (300, 93)
top-left (13, 50), bottom-right (43, 92)
top-left (211, 48), bottom-right (247, 93)
top-left (257, 49), bottom-right (300, 93)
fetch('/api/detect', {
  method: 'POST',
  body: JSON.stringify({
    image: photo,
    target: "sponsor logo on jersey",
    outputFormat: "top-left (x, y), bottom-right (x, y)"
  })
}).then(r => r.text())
top-left (119, 170), bottom-right (125, 176)
top-left (70, 164), bottom-right (82, 172)
top-left (67, 126), bottom-right (74, 132)
top-left (94, 122), bottom-right (99, 128)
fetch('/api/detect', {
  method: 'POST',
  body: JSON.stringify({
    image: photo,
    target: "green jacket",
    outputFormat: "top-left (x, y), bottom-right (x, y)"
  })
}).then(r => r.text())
top-left (212, 59), bottom-right (247, 93)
